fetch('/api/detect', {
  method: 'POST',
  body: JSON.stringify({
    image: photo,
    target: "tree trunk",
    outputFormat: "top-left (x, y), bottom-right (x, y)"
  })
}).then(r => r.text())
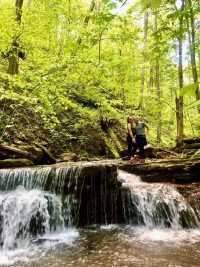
top-left (139, 12), bottom-right (149, 110)
top-left (77, 1), bottom-right (95, 45)
top-left (187, 0), bottom-right (200, 113)
top-left (8, 0), bottom-right (24, 75)
top-left (176, 0), bottom-right (185, 146)
top-left (154, 13), bottom-right (162, 143)
top-left (148, 66), bottom-right (154, 92)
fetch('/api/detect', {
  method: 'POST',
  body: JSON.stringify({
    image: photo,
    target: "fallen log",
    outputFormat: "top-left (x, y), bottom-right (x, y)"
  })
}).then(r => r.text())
top-left (183, 138), bottom-right (200, 144)
top-left (0, 143), bottom-right (30, 157)
top-left (175, 143), bottom-right (200, 152)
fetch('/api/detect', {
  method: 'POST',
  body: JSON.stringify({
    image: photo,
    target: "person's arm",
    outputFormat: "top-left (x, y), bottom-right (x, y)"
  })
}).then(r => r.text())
top-left (127, 123), bottom-right (135, 142)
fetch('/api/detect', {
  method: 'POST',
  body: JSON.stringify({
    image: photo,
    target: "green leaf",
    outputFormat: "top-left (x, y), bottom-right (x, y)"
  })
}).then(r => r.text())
top-left (180, 83), bottom-right (198, 97)
top-left (185, 99), bottom-right (200, 110)
top-left (151, 0), bottom-right (162, 8)
top-left (141, 0), bottom-right (162, 8)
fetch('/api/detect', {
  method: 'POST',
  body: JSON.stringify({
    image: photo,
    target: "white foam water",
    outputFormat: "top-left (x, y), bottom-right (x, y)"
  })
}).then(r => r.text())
top-left (0, 186), bottom-right (79, 266)
top-left (118, 170), bottom-right (200, 243)
top-left (0, 229), bottom-right (79, 266)
top-left (0, 186), bottom-right (66, 250)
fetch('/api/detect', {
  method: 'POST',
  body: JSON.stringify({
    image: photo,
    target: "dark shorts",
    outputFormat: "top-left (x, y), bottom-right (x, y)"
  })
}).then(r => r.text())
top-left (136, 135), bottom-right (147, 147)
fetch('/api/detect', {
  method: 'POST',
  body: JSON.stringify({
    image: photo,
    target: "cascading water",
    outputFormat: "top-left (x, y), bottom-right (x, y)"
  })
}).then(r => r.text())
top-left (0, 167), bottom-right (53, 191)
top-left (0, 166), bottom-right (82, 265)
top-left (118, 170), bottom-right (200, 229)
top-left (0, 187), bottom-right (64, 250)
top-left (0, 164), bottom-right (199, 266)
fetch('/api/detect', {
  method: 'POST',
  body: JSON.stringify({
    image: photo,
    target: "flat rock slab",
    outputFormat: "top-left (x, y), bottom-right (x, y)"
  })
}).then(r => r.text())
top-left (118, 158), bottom-right (200, 183)
top-left (53, 158), bottom-right (199, 183)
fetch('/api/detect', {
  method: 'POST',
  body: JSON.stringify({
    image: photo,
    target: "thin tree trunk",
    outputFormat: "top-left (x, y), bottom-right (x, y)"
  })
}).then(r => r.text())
top-left (176, 0), bottom-right (185, 146)
top-left (8, 0), bottom-right (24, 75)
top-left (139, 12), bottom-right (149, 110)
top-left (148, 66), bottom-right (154, 92)
top-left (187, 0), bottom-right (200, 112)
top-left (154, 13), bottom-right (162, 143)
top-left (77, 1), bottom-right (95, 45)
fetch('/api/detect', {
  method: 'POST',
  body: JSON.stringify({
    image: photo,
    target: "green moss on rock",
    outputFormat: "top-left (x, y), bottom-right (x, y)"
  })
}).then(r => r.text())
top-left (108, 129), bottom-right (123, 152)
top-left (0, 159), bottom-right (34, 168)
top-left (103, 136), bottom-right (120, 159)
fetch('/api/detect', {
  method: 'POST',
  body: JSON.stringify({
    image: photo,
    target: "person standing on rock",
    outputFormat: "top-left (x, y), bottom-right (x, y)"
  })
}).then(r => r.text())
top-left (126, 116), bottom-right (137, 161)
top-left (132, 116), bottom-right (149, 162)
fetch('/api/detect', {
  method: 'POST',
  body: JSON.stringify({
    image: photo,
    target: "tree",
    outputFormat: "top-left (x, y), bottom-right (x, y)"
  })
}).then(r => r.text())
top-left (8, 0), bottom-right (24, 75)
top-left (176, 0), bottom-right (185, 146)
top-left (187, 0), bottom-right (200, 113)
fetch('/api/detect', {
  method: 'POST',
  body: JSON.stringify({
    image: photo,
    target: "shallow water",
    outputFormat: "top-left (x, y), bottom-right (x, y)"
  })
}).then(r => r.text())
top-left (1, 225), bottom-right (200, 267)
top-left (0, 169), bottom-right (200, 266)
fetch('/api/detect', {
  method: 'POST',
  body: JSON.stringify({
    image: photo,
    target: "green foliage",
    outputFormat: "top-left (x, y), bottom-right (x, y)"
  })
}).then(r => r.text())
top-left (141, 0), bottom-right (162, 9)
top-left (0, 0), bottom-right (199, 156)
top-left (180, 83), bottom-right (198, 97)
top-left (186, 100), bottom-right (200, 110)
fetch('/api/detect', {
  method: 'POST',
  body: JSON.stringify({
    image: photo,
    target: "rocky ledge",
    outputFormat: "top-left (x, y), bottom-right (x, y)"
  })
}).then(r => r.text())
top-left (0, 156), bottom-right (199, 184)
top-left (51, 157), bottom-right (199, 184)
top-left (118, 158), bottom-right (200, 183)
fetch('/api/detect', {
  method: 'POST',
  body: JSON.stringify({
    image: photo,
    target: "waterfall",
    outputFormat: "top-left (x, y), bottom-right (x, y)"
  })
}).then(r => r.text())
top-left (0, 187), bottom-right (64, 250)
top-left (118, 170), bottom-right (200, 229)
top-left (0, 167), bottom-right (52, 191)
top-left (0, 164), bottom-right (199, 256)
top-left (0, 164), bottom-right (121, 226)
top-left (0, 166), bottom-right (83, 194)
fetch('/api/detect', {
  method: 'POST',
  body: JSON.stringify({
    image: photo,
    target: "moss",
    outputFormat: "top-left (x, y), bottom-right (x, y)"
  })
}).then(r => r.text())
top-left (103, 136), bottom-right (120, 159)
top-left (18, 145), bottom-right (43, 164)
top-left (108, 129), bottom-right (123, 152)
top-left (0, 159), bottom-right (34, 168)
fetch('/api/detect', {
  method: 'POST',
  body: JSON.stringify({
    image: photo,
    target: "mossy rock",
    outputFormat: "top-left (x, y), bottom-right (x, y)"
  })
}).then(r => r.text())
top-left (0, 159), bottom-right (34, 168)
top-left (18, 145), bottom-right (43, 164)
top-left (103, 136), bottom-right (120, 159)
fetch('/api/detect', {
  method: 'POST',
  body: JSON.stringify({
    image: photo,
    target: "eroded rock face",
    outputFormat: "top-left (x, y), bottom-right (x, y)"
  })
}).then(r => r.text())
top-left (176, 183), bottom-right (200, 222)
top-left (118, 158), bottom-right (200, 183)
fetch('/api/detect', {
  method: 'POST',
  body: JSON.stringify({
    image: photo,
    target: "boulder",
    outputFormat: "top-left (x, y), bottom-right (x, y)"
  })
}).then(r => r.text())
top-left (60, 152), bottom-right (79, 162)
